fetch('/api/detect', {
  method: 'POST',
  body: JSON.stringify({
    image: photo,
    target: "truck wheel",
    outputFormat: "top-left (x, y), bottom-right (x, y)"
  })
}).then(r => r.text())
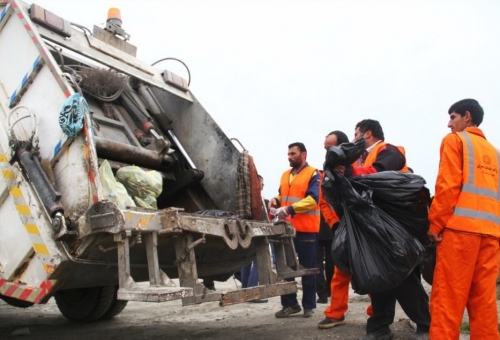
top-left (100, 285), bottom-right (128, 320)
top-left (0, 295), bottom-right (34, 308)
top-left (54, 286), bottom-right (115, 323)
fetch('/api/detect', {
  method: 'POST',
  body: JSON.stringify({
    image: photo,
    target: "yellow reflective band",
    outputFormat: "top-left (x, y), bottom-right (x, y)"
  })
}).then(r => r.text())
top-left (25, 224), bottom-right (40, 235)
top-left (10, 187), bottom-right (23, 197)
top-left (0, 154), bottom-right (7, 162)
top-left (2, 169), bottom-right (14, 179)
top-left (33, 243), bottom-right (49, 255)
top-left (16, 205), bottom-right (31, 215)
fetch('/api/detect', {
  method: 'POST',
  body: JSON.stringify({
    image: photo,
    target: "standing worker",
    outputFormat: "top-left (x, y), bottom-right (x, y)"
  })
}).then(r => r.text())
top-left (270, 142), bottom-right (321, 318)
top-left (316, 131), bottom-right (349, 305)
top-left (321, 120), bottom-right (431, 340)
top-left (317, 130), bottom-right (360, 329)
top-left (353, 120), bottom-right (430, 340)
top-left (428, 99), bottom-right (500, 340)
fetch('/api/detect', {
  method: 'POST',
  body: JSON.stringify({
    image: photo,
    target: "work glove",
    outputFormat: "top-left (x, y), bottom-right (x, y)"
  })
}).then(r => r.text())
top-left (276, 207), bottom-right (289, 219)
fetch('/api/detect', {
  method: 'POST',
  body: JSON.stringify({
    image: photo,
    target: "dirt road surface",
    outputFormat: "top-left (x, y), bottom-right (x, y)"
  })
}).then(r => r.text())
top-left (0, 279), bottom-right (474, 340)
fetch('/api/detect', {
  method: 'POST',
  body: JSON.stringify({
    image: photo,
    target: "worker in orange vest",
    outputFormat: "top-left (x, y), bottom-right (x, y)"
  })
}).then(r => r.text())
top-left (428, 99), bottom-right (500, 340)
top-left (271, 142), bottom-right (321, 319)
top-left (318, 130), bottom-right (366, 330)
top-left (316, 131), bottom-right (349, 305)
top-left (319, 119), bottom-right (431, 340)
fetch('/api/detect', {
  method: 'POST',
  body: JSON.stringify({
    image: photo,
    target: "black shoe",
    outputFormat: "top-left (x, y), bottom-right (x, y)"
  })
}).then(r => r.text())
top-left (275, 305), bottom-right (301, 318)
top-left (317, 297), bottom-right (328, 304)
top-left (317, 316), bottom-right (346, 329)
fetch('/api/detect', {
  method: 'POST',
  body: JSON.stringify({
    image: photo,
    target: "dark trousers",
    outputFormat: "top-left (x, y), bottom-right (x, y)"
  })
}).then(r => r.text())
top-left (240, 259), bottom-right (259, 288)
top-left (316, 239), bottom-right (334, 299)
top-left (281, 232), bottom-right (317, 310)
top-left (366, 268), bottom-right (431, 335)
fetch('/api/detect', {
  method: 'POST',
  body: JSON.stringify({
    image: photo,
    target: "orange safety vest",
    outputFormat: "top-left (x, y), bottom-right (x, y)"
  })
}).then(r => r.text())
top-left (362, 141), bottom-right (410, 172)
top-left (446, 131), bottom-right (500, 237)
top-left (280, 165), bottom-right (320, 233)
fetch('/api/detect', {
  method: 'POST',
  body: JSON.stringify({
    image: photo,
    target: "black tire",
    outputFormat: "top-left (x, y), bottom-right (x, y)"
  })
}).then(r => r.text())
top-left (54, 286), bottom-right (115, 323)
top-left (100, 285), bottom-right (128, 320)
top-left (0, 295), bottom-right (34, 308)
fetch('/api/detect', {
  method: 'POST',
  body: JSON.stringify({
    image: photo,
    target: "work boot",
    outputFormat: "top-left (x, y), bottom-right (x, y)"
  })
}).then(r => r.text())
top-left (275, 305), bottom-right (301, 318)
top-left (317, 316), bottom-right (346, 329)
top-left (358, 331), bottom-right (394, 340)
top-left (303, 309), bottom-right (314, 318)
top-left (316, 296), bottom-right (328, 304)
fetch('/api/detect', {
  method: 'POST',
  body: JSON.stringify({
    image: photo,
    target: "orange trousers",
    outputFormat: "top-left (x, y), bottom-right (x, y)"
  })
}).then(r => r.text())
top-left (324, 266), bottom-right (372, 319)
top-left (430, 229), bottom-right (499, 340)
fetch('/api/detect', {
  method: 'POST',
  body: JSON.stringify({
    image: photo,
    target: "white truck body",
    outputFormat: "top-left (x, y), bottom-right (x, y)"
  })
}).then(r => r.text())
top-left (0, 0), bottom-right (315, 322)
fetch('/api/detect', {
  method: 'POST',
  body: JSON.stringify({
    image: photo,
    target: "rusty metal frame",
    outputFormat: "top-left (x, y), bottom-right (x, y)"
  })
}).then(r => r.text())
top-left (74, 201), bottom-right (312, 305)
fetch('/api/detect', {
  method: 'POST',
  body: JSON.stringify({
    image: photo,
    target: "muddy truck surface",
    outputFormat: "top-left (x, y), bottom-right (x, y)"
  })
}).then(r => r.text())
top-left (0, 0), bottom-right (315, 323)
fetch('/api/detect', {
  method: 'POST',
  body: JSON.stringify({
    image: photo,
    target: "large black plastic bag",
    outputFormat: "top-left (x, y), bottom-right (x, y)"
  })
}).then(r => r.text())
top-left (420, 243), bottom-right (436, 285)
top-left (324, 138), bottom-right (365, 170)
top-left (326, 170), bottom-right (425, 295)
top-left (352, 171), bottom-right (431, 242)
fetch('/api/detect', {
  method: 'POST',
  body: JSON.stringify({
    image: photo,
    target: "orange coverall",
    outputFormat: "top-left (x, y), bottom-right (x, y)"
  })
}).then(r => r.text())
top-left (429, 127), bottom-right (500, 340)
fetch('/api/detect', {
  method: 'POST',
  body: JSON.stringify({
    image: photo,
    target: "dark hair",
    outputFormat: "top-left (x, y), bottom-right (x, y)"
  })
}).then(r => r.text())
top-left (355, 119), bottom-right (384, 141)
top-left (448, 99), bottom-right (484, 126)
top-left (288, 142), bottom-right (307, 153)
top-left (326, 130), bottom-right (349, 145)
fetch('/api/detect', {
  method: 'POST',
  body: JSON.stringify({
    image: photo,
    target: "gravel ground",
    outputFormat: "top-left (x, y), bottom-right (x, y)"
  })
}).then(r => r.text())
top-left (0, 279), bottom-right (492, 340)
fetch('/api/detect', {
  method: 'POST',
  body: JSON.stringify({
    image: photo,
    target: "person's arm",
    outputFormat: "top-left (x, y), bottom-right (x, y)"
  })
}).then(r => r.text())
top-left (352, 144), bottom-right (406, 175)
top-left (428, 134), bottom-right (463, 236)
top-left (287, 170), bottom-right (321, 215)
top-left (319, 188), bottom-right (339, 227)
top-left (269, 188), bottom-right (282, 209)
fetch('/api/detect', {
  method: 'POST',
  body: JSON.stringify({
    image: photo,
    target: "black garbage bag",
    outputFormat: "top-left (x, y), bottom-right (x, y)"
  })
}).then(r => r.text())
top-left (331, 217), bottom-right (350, 274)
top-left (352, 171), bottom-right (431, 242)
top-left (324, 138), bottom-right (365, 170)
top-left (326, 170), bottom-right (425, 295)
top-left (420, 243), bottom-right (436, 285)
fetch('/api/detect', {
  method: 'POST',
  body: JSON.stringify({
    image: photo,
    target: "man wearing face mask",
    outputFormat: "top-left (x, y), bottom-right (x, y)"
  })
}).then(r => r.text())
top-left (344, 120), bottom-right (430, 340)
top-left (269, 142), bottom-right (321, 319)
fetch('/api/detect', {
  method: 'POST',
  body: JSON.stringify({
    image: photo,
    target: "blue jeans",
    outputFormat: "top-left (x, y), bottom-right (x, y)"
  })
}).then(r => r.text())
top-left (281, 232), bottom-right (317, 310)
top-left (241, 259), bottom-right (259, 288)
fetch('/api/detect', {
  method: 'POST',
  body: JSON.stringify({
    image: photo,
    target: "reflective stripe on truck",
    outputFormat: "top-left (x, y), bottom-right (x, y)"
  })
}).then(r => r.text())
top-left (0, 146), bottom-right (57, 302)
top-left (0, 278), bottom-right (56, 303)
top-left (9, 0), bottom-right (72, 98)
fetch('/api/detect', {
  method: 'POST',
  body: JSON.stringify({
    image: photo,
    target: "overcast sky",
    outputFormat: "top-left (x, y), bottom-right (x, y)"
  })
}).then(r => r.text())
top-left (34, 0), bottom-right (500, 199)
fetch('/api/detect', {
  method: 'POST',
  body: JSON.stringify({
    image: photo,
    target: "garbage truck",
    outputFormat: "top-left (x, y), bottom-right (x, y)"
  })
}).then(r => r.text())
top-left (0, 0), bottom-right (316, 322)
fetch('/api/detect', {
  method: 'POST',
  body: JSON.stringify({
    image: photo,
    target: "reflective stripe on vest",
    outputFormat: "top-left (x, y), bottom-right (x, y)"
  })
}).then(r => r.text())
top-left (447, 132), bottom-right (500, 232)
top-left (282, 196), bottom-right (302, 203)
top-left (460, 132), bottom-right (500, 200)
top-left (280, 165), bottom-right (320, 233)
top-left (453, 207), bottom-right (500, 225)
